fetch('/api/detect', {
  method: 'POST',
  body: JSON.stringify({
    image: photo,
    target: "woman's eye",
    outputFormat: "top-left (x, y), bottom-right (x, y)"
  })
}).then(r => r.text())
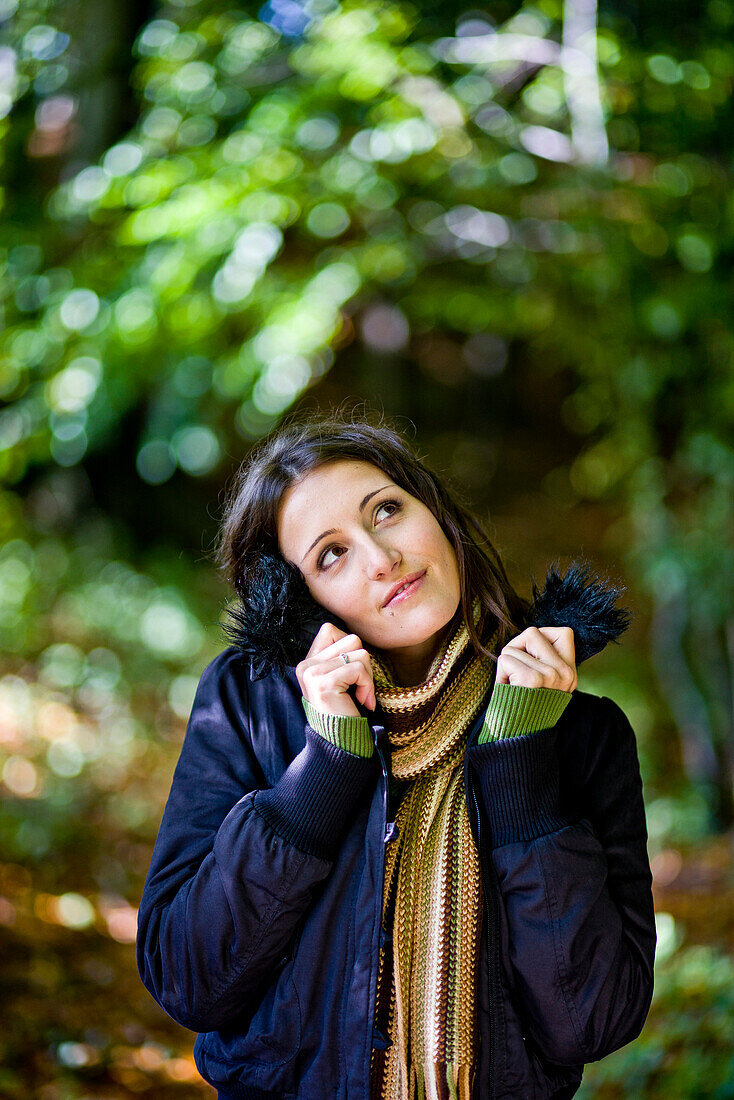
top-left (317, 499), bottom-right (401, 571)
top-left (377, 500), bottom-right (400, 520)
top-left (318, 545), bottom-right (345, 570)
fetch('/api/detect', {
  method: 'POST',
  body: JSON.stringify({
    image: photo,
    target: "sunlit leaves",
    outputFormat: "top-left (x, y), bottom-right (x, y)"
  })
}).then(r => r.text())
top-left (17, 0), bottom-right (730, 493)
top-left (0, 0), bottom-right (731, 711)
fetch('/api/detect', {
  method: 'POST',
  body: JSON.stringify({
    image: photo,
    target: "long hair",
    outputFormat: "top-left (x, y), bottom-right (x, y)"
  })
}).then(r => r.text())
top-left (213, 407), bottom-right (532, 679)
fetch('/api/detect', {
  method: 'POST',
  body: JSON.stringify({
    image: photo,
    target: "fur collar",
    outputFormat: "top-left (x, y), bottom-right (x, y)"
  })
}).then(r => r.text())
top-left (523, 558), bottom-right (632, 666)
top-left (221, 555), bottom-right (632, 682)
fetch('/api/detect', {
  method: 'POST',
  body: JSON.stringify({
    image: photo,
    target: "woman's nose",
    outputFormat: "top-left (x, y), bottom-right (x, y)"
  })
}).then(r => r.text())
top-left (363, 537), bottom-right (401, 577)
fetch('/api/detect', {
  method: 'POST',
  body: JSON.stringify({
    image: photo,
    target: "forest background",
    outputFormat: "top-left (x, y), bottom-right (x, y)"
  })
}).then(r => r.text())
top-left (0, 0), bottom-right (732, 1096)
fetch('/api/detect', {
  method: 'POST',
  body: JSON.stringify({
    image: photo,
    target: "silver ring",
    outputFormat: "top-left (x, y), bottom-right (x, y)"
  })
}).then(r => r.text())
top-left (341, 653), bottom-right (350, 664)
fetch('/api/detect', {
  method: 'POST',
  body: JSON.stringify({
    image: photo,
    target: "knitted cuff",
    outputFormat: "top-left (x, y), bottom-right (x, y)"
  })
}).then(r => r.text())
top-left (254, 724), bottom-right (377, 860)
top-left (467, 726), bottom-right (570, 847)
top-left (478, 683), bottom-right (573, 744)
top-left (301, 697), bottom-right (374, 758)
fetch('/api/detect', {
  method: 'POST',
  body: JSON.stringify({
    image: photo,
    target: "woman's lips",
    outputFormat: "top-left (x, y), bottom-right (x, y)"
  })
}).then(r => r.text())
top-left (384, 570), bottom-right (427, 608)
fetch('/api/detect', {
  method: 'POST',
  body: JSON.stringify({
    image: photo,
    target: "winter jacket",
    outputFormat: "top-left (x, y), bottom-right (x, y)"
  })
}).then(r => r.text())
top-left (137, 618), bottom-right (657, 1099)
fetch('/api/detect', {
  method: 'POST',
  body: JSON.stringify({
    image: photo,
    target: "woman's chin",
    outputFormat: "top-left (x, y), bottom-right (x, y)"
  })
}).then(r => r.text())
top-left (369, 608), bottom-right (457, 652)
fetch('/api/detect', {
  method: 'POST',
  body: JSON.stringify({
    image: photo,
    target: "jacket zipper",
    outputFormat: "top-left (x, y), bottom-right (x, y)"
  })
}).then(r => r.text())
top-left (371, 724), bottom-right (394, 1056)
top-left (465, 742), bottom-right (499, 1100)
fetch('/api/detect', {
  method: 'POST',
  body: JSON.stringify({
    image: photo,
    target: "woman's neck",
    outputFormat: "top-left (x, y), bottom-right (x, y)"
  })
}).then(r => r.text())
top-left (375, 618), bottom-right (456, 687)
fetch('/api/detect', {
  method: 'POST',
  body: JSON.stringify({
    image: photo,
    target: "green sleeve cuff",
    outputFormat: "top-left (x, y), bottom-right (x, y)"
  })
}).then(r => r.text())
top-left (302, 697), bottom-right (374, 758)
top-left (477, 682), bottom-right (573, 744)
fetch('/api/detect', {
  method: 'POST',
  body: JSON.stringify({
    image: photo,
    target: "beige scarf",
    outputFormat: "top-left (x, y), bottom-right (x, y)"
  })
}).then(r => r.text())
top-left (368, 599), bottom-right (500, 1100)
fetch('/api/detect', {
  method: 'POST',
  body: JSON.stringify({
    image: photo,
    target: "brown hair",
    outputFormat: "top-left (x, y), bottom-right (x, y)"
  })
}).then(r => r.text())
top-left (213, 405), bottom-right (531, 666)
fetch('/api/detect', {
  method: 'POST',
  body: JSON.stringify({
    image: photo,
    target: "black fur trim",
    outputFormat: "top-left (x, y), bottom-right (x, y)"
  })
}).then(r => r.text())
top-left (524, 559), bottom-right (632, 665)
top-left (221, 550), bottom-right (346, 681)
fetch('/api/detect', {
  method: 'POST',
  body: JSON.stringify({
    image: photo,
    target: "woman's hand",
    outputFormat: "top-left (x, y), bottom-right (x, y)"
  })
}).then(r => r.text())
top-left (495, 626), bottom-right (578, 692)
top-left (296, 622), bottom-right (377, 718)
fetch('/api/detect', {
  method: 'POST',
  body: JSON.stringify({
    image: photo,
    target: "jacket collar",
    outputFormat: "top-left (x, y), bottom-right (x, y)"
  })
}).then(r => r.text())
top-left (521, 558), bottom-right (632, 667)
top-left (228, 556), bottom-right (632, 681)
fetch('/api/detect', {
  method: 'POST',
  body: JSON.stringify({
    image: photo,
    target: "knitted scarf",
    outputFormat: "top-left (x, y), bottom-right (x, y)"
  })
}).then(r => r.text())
top-left (368, 599), bottom-right (500, 1100)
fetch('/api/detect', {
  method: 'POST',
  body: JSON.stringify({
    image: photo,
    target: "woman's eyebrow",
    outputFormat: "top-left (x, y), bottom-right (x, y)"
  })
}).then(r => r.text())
top-left (300, 484), bottom-right (396, 564)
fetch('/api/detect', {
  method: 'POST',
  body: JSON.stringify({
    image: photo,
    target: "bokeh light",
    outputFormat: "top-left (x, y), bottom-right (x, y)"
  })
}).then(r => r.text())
top-left (1, 0), bottom-right (732, 1095)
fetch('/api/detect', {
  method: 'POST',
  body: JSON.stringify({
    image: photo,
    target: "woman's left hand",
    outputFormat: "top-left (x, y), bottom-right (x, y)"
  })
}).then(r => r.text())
top-left (495, 626), bottom-right (578, 692)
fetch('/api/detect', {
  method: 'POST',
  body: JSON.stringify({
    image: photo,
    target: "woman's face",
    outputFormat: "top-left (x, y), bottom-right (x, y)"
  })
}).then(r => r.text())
top-left (277, 459), bottom-right (462, 681)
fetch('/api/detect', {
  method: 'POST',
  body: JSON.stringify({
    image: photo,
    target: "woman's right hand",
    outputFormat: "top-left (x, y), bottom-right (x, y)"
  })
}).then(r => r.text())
top-left (296, 622), bottom-right (376, 718)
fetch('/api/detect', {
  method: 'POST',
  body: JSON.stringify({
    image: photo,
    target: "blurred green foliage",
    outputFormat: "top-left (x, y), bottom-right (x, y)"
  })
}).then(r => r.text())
top-left (0, 0), bottom-right (733, 1095)
top-left (579, 939), bottom-right (734, 1100)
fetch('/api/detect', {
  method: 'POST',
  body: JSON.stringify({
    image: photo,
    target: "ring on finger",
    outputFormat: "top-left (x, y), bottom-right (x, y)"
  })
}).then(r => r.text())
top-left (341, 653), bottom-right (350, 665)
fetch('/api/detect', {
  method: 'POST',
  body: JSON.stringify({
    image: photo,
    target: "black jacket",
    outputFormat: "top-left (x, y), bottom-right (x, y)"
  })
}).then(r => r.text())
top-left (137, 568), bottom-right (656, 1099)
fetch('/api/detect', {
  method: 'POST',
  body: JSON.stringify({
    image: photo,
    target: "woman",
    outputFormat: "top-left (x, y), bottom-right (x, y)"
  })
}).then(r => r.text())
top-left (137, 412), bottom-right (656, 1100)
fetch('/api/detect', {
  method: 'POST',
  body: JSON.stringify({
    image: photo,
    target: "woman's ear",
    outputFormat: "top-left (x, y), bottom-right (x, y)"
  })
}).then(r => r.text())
top-left (220, 548), bottom-right (345, 680)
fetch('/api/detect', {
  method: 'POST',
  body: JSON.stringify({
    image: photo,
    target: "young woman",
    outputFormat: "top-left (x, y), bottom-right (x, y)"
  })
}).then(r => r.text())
top-left (137, 412), bottom-right (656, 1100)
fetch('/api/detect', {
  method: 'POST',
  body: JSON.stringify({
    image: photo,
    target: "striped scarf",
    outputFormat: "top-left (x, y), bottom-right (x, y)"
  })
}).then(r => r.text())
top-left (369, 599), bottom-right (500, 1100)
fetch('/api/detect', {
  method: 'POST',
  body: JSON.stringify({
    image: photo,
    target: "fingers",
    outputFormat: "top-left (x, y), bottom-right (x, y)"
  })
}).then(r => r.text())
top-left (305, 629), bottom-right (368, 674)
top-left (318, 650), bottom-right (376, 712)
top-left (297, 627), bottom-right (377, 715)
top-left (306, 621), bottom-right (350, 657)
top-left (495, 647), bottom-right (571, 688)
top-left (495, 626), bottom-right (577, 690)
top-left (536, 625), bottom-right (575, 669)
